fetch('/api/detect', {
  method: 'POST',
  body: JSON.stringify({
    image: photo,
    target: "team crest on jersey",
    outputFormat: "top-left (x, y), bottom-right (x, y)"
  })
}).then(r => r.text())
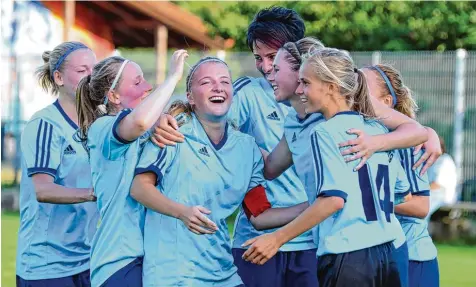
top-left (64, 145), bottom-right (76, 155)
top-left (292, 132), bottom-right (297, 143)
top-left (387, 151), bottom-right (394, 163)
top-left (198, 146), bottom-right (210, 157)
top-left (266, 111), bottom-right (280, 121)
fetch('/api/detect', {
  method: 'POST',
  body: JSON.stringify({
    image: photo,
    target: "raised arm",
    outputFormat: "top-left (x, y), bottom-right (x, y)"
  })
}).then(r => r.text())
top-left (117, 50), bottom-right (188, 143)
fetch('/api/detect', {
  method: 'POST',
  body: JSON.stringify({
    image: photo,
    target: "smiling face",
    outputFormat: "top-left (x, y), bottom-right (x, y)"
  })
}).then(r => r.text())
top-left (187, 61), bottom-right (233, 122)
top-left (296, 61), bottom-right (331, 114)
top-left (267, 49), bottom-right (300, 103)
top-left (253, 41), bottom-right (277, 80)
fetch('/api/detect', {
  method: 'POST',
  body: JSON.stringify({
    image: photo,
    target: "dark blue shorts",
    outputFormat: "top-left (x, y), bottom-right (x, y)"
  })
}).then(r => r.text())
top-left (16, 269), bottom-right (90, 287)
top-left (317, 242), bottom-right (401, 287)
top-left (409, 258), bottom-right (439, 287)
top-left (394, 242), bottom-right (409, 287)
top-left (100, 257), bottom-right (143, 287)
top-left (232, 248), bottom-right (318, 287)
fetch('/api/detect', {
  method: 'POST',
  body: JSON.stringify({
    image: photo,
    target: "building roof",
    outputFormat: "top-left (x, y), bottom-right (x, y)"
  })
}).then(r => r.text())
top-left (82, 0), bottom-right (227, 49)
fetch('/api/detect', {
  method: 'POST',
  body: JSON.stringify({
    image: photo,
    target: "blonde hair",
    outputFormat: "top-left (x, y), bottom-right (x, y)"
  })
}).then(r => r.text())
top-left (168, 57), bottom-right (237, 129)
top-left (281, 37), bottom-right (324, 71)
top-left (75, 56), bottom-right (128, 147)
top-left (35, 41), bottom-right (90, 95)
top-left (363, 64), bottom-right (418, 119)
top-left (302, 48), bottom-right (376, 118)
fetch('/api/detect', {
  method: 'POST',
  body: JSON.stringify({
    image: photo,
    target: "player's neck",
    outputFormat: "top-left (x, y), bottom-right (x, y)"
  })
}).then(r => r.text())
top-left (58, 94), bottom-right (79, 125)
top-left (289, 94), bottom-right (307, 119)
top-left (322, 98), bottom-right (351, 120)
top-left (196, 115), bottom-right (226, 145)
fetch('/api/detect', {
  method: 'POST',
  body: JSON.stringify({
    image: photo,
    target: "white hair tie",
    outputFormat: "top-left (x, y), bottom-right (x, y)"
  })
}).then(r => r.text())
top-left (109, 59), bottom-right (129, 92)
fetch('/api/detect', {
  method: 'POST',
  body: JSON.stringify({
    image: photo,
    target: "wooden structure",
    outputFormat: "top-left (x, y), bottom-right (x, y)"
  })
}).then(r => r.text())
top-left (41, 0), bottom-right (229, 83)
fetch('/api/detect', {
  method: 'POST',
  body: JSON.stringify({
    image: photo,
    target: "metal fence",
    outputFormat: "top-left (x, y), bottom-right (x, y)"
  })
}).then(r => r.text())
top-left (2, 50), bottom-right (475, 202)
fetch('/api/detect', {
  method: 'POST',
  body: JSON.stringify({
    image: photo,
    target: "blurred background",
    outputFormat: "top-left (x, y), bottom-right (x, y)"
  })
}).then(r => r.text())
top-left (1, 1), bottom-right (476, 286)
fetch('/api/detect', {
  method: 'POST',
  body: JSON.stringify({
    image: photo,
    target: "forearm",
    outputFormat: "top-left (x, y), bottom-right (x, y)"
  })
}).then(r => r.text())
top-left (120, 75), bottom-right (180, 141)
top-left (372, 123), bottom-right (428, 152)
top-left (263, 137), bottom-right (293, 180)
top-left (395, 196), bottom-right (429, 219)
top-left (274, 196), bottom-right (344, 246)
top-left (263, 152), bottom-right (292, 180)
top-left (131, 180), bottom-right (186, 219)
top-left (35, 183), bottom-right (93, 204)
top-left (251, 202), bottom-right (309, 231)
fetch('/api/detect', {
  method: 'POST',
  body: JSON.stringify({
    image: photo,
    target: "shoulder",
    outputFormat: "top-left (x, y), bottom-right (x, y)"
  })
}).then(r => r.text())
top-left (27, 104), bottom-right (61, 127)
top-left (233, 76), bottom-right (265, 96)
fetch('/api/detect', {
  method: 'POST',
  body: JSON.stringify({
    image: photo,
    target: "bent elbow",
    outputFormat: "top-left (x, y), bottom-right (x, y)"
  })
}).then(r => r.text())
top-left (35, 190), bottom-right (47, 203)
top-left (417, 206), bottom-right (430, 219)
top-left (264, 170), bottom-right (277, 181)
top-left (331, 197), bottom-right (345, 211)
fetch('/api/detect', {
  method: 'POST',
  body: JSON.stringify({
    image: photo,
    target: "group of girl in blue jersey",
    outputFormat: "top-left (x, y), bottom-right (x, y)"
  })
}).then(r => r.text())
top-left (17, 7), bottom-right (440, 287)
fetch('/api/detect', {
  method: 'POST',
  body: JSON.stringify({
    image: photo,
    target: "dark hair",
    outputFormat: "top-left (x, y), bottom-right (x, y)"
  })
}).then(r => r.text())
top-left (35, 41), bottom-right (90, 95)
top-left (247, 6), bottom-right (305, 51)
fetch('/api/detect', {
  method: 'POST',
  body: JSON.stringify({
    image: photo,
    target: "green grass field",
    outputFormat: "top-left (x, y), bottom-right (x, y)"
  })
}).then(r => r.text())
top-left (2, 212), bottom-right (475, 287)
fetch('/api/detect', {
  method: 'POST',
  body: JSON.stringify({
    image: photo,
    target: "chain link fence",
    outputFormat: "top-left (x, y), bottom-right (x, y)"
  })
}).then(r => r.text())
top-left (2, 50), bottom-right (475, 203)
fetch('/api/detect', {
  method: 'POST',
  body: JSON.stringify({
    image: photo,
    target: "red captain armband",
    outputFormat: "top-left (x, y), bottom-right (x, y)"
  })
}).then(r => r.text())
top-left (242, 185), bottom-right (271, 219)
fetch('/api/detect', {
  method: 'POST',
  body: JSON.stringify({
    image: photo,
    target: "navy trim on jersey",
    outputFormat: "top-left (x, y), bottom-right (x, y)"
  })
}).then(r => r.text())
top-left (232, 77), bottom-right (249, 88)
top-left (207, 123), bottom-right (228, 151)
top-left (134, 166), bottom-right (163, 186)
top-left (413, 190), bottom-right (430, 197)
top-left (318, 189), bottom-right (348, 202)
top-left (233, 79), bottom-right (251, 95)
top-left (311, 133), bottom-right (324, 193)
top-left (27, 167), bottom-right (57, 178)
top-left (53, 100), bottom-right (79, 130)
top-left (332, 111), bottom-right (359, 118)
top-left (112, 109), bottom-right (134, 144)
top-left (410, 152), bottom-right (420, 191)
top-left (34, 120), bottom-right (53, 169)
top-left (395, 189), bottom-right (411, 205)
top-left (296, 113), bottom-right (311, 123)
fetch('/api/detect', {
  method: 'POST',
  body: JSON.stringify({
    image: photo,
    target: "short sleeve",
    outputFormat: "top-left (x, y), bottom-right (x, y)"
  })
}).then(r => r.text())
top-left (228, 77), bottom-right (253, 129)
top-left (398, 148), bottom-right (430, 196)
top-left (311, 129), bottom-right (348, 202)
top-left (242, 142), bottom-right (270, 219)
top-left (94, 109), bottom-right (137, 160)
top-left (21, 118), bottom-right (62, 179)
top-left (393, 154), bottom-right (411, 205)
top-left (134, 141), bottom-right (177, 186)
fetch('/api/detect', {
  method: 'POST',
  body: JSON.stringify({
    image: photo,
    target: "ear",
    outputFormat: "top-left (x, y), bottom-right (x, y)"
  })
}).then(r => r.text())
top-left (187, 92), bottom-right (195, 105)
top-left (327, 82), bottom-right (339, 95)
top-left (382, 94), bottom-right (393, 108)
top-left (107, 90), bottom-right (121, 105)
top-left (53, 70), bottom-right (64, 86)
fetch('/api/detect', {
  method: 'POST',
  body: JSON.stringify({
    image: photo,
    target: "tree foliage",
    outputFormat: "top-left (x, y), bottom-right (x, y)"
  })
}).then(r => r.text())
top-left (175, 1), bottom-right (476, 51)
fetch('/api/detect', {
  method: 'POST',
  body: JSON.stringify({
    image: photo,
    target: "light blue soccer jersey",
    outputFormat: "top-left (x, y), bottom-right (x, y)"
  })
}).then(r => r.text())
top-left (135, 114), bottom-right (266, 287)
top-left (283, 110), bottom-right (325, 246)
top-left (17, 100), bottom-right (98, 280)
top-left (87, 109), bottom-right (147, 286)
top-left (229, 77), bottom-right (315, 252)
top-left (396, 148), bottom-right (437, 261)
top-left (310, 111), bottom-right (409, 256)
